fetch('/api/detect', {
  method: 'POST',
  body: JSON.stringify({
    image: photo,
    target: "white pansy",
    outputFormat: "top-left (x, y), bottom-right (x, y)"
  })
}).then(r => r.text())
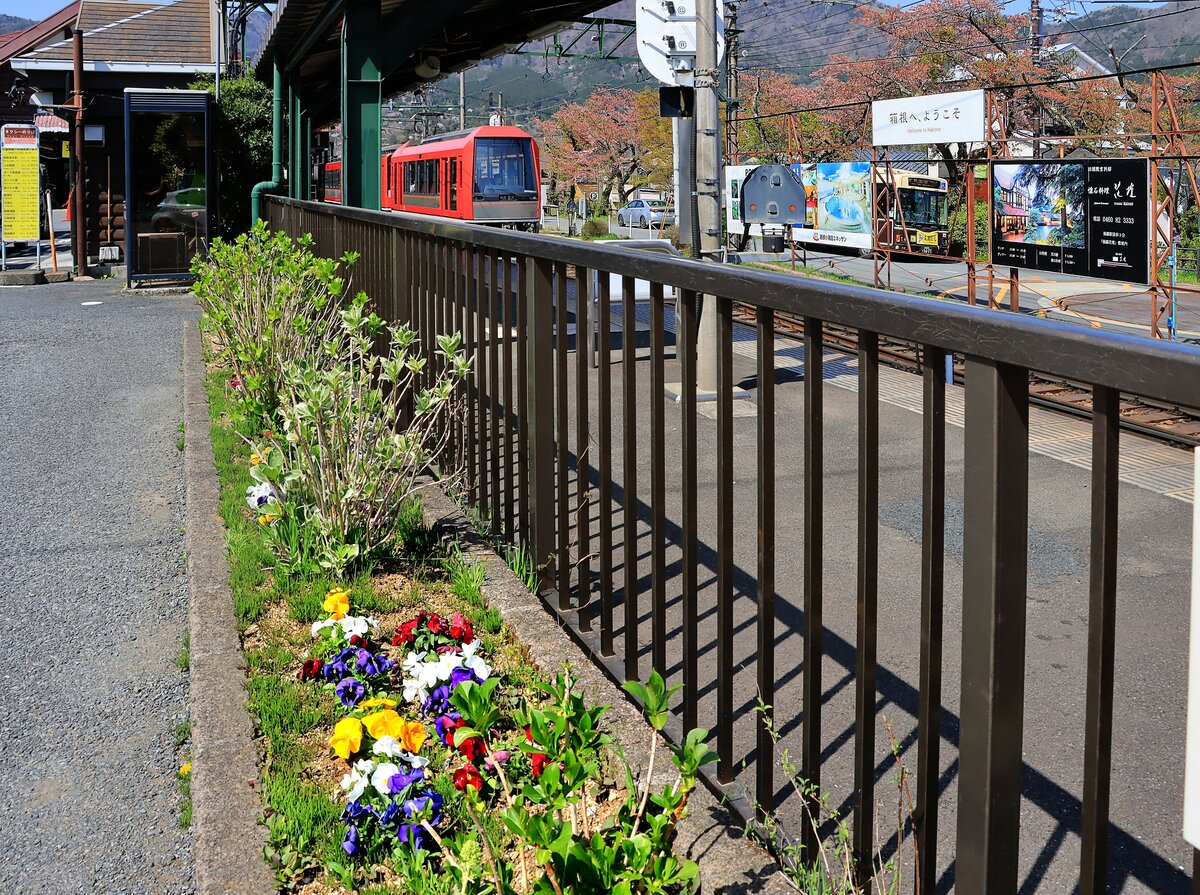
top-left (460, 640), bottom-right (492, 681)
top-left (244, 481), bottom-right (273, 509)
top-left (371, 762), bottom-right (401, 797)
top-left (400, 752), bottom-right (430, 769)
top-left (339, 615), bottom-right (378, 638)
top-left (401, 649), bottom-right (450, 705)
top-left (372, 736), bottom-right (403, 759)
top-left (339, 758), bottom-right (375, 801)
top-left (311, 618), bottom-right (338, 638)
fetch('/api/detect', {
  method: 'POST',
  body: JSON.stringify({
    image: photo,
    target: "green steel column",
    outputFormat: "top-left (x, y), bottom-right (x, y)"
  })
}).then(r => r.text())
top-left (250, 53), bottom-right (284, 224)
top-left (288, 70), bottom-right (309, 199)
top-left (341, 0), bottom-right (382, 210)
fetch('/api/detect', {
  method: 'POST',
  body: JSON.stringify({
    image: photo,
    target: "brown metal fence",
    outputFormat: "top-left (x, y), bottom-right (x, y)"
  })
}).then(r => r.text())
top-left (265, 195), bottom-right (1200, 895)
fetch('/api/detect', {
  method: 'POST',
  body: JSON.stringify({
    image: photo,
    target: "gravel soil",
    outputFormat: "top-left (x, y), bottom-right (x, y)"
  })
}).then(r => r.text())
top-left (0, 281), bottom-right (198, 894)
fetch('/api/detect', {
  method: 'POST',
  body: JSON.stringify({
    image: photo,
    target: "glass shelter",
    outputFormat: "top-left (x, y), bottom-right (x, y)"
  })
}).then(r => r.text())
top-left (124, 88), bottom-right (212, 286)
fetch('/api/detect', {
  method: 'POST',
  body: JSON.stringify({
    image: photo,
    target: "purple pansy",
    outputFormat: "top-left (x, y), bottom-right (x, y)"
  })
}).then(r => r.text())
top-left (342, 824), bottom-right (359, 856)
top-left (388, 766), bottom-right (425, 795)
top-left (335, 676), bottom-right (366, 707)
top-left (397, 822), bottom-right (426, 850)
top-left (435, 712), bottom-right (461, 742)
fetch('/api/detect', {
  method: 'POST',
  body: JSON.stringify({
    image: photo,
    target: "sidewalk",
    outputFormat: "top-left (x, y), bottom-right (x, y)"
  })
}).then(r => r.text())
top-left (0, 280), bottom-right (197, 894)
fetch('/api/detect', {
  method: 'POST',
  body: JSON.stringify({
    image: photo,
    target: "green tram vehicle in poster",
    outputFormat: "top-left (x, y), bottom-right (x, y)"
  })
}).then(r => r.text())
top-left (872, 169), bottom-right (950, 255)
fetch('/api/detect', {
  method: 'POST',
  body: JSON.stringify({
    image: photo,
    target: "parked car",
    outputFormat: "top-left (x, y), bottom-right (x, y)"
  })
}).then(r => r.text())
top-left (616, 199), bottom-right (675, 228)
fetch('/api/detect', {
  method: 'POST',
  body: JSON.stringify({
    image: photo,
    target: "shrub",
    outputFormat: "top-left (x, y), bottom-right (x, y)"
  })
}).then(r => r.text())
top-left (580, 219), bottom-right (609, 239)
top-left (249, 294), bottom-right (469, 577)
top-left (193, 221), bottom-right (355, 422)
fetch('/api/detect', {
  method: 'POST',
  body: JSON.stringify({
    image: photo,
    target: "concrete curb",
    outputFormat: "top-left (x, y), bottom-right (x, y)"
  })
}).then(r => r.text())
top-left (419, 486), bottom-right (794, 895)
top-left (182, 320), bottom-right (274, 895)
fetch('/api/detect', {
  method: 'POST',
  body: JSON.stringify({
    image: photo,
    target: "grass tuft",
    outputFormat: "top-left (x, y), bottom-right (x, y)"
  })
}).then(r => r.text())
top-left (175, 628), bottom-right (190, 672)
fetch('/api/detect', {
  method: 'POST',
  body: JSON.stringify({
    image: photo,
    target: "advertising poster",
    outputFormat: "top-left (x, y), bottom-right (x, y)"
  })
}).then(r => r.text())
top-left (789, 163), bottom-right (818, 228)
top-left (1, 124), bottom-right (40, 242)
top-left (793, 161), bottom-right (874, 251)
top-left (991, 159), bottom-right (1148, 283)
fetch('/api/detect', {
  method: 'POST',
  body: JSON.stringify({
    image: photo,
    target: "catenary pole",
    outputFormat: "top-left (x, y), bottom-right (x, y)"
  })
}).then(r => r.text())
top-left (695, 0), bottom-right (721, 392)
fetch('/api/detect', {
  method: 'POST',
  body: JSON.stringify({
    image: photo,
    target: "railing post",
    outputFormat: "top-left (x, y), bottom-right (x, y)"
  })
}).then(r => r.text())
top-left (956, 356), bottom-right (1030, 895)
top-left (526, 256), bottom-right (556, 597)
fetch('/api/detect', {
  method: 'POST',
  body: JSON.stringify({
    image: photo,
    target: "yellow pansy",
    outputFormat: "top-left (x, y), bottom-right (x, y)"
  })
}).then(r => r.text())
top-left (358, 697), bottom-right (397, 711)
top-left (397, 719), bottom-right (427, 754)
top-left (250, 452), bottom-right (263, 466)
top-left (362, 710), bottom-right (404, 741)
top-left (330, 717), bottom-right (364, 759)
top-left (256, 515), bottom-right (266, 525)
top-left (323, 589), bottom-right (350, 620)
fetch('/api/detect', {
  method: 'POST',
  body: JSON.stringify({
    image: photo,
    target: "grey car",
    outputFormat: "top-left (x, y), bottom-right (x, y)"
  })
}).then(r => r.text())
top-left (616, 199), bottom-right (675, 228)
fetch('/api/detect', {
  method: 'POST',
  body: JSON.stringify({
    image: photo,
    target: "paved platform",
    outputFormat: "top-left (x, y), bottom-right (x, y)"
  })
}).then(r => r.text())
top-left (538, 296), bottom-right (1196, 893)
top-left (0, 280), bottom-right (197, 894)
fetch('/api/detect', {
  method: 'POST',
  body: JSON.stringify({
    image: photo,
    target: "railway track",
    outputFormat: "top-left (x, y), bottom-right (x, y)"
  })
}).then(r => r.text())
top-left (732, 304), bottom-right (1200, 449)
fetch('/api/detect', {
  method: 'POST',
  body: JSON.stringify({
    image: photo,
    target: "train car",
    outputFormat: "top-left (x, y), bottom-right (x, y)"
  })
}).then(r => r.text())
top-left (873, 169), bottom-right (950, 254)
top-left (384, 125), bottom-right (540, 229)
top-left (314, 125), bottom-right (540, 230)
top-left (314, 160), bottom-right (343, 204)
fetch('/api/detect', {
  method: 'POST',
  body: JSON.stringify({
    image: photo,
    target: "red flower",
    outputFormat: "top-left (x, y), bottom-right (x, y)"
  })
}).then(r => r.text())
top-left (525, 726), bottom-right (549, 777)
top-left (459, 736), bottom-right (487, 762)
top-left (350, 634), bottom-right (369, 648)
top-left (453, 765), bottom-right (484, 793)
top-left (426, 613), bottom-right (444, 635)
top-left (393, 618), bottom-right (420, 647)
top-left (297, 659), bottom-right (323, 682)
top-left (449, 612), bottom-right (473, 643)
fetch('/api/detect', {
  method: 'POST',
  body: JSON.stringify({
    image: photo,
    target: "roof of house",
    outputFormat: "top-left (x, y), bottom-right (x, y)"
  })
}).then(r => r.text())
top-left (0, 1), bottom-right (81, 65)
top-left (11, 0), bottom-right (214, 72)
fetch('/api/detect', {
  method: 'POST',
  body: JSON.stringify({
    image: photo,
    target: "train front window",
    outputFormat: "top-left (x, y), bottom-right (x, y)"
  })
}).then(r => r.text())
top-left (473, 138), bottom-right (536, 200)
top-left (897, 188), bottom-right (947, 228)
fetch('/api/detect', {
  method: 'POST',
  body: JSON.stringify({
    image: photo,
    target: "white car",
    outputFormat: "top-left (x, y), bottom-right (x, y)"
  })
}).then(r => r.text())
top-left (616, 199), bottom-right (675, 228)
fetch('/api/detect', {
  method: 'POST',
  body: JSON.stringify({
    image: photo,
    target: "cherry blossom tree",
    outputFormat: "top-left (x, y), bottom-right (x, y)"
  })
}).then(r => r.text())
top-left (535, 88), bottom-right (662, 206)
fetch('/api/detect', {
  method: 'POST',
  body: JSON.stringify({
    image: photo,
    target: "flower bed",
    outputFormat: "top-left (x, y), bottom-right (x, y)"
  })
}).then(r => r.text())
top-left (195, 227), bottom-right (716, 895)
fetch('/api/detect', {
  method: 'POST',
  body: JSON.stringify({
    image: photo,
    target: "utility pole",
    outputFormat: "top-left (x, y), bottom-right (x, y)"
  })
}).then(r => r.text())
top-left (725, 2), bottom-right (740, 166)
top-left (459, 71), bottom-right (466, 128)
top-left (695, 0), bottom-right (722, 392)
top-left (1030, 0), bottom-right (1043, 156)
top-left (1030, 0), bottom-right (1043, 65)
top-left (72, 29), bottom-right (86, 278)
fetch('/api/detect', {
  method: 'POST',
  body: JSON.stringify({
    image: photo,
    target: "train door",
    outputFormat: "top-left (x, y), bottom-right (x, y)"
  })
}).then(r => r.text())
top-left (448, 156), bottom-right (458, 216)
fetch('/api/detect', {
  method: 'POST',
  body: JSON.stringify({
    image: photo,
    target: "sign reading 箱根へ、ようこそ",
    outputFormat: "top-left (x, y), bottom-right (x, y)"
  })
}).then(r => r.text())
top-left (871, 90), bottom-right (986, 147)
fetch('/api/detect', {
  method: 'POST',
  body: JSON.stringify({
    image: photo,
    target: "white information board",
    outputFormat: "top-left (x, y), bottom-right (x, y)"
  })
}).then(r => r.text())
top-left (872, 89), bottom-right (986, 147)
top-left (1184, 449), bottom-right (1200, 847)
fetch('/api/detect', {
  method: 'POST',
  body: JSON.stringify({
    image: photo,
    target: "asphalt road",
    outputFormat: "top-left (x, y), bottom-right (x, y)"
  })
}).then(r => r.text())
top-left (0, 280), bottom-right (197, 894)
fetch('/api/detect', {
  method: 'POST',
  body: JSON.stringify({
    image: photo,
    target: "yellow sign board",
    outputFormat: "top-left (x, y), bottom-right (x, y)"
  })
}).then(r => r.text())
top-left (915, 230), bottom-right (939, 246)
top-left (2, 124), bottom-right (40, 242)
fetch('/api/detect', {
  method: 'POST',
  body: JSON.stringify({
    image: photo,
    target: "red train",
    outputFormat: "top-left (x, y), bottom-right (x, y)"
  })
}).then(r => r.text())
top-left (314, 125), bottom-right (541, 230)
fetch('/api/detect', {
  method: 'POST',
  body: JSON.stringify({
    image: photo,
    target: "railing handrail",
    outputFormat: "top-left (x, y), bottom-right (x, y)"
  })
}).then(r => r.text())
top-left (266, 196), bottom-right (1200, 408)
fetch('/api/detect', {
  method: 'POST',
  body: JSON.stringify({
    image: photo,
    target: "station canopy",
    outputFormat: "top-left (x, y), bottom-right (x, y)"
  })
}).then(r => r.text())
top-left (254, 0), bottom-right (611, 124)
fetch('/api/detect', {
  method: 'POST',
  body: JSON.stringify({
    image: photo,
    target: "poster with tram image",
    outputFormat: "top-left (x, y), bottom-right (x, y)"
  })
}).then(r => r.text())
top-left (793, 162), bottom-right (874, 251)
top-left (990, 159), bottom-right (1149, 284)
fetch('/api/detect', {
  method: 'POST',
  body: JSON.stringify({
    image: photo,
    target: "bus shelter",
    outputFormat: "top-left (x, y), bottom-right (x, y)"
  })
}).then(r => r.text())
top-left (123, 88), bottom-right (212, 286)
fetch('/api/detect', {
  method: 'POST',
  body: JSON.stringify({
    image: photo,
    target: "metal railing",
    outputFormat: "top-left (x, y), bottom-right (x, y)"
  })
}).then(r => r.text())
top-left (265, 195), bottom-right (1200, 895)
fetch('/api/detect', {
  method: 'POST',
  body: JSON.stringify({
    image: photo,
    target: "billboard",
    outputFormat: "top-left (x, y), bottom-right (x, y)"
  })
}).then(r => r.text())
top-left (872, 89), bottom-right (987, 147)
top-left (990, 159), bottom-right (1149, 283)
top-left (1, 124), bottom-right (40, 242)
top-left (793, 162), bottom-right (874, 251)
